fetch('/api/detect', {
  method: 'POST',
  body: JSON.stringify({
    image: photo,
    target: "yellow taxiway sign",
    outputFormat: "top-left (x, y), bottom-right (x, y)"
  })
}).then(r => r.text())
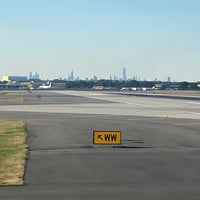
top-left (93, 131), bottom-right (121, 145)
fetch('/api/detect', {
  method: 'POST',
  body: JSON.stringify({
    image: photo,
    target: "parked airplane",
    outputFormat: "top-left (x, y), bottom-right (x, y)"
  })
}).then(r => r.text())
top-left (38, 82), bottom-right (52, 89)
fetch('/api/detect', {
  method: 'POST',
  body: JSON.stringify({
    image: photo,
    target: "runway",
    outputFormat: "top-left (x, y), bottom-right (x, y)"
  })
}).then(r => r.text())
top-left (0, 90), bottom-right (200, 200)
top-left (0, 90), bottom-right (200, 119)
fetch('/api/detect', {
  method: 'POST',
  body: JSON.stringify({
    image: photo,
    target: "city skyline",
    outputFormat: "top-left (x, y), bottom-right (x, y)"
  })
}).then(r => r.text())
top-left (25, 67), bottom-right (173, 82)
top-left (0, 66), bottom-right (194, 82)
top-left (0, 0), bottom-right (200, 82)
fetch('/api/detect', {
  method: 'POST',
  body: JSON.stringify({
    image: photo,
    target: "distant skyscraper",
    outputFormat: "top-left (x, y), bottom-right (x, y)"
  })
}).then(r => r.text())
top-left (93, 76), bottom-right (98, 81)
top-left (71, 70), bottom-right (74, 81)
top-left (68, 70), bottom-right (74, 81)
top-left (167, 76), bottom-right (171, 82)
top-left (33, 72), bottom-right (40, 79)
top-left (122, 67), bottom-right (127, 80)
top-left (29, 71), bottom-right (40, 80)
top-left (114, 76), bottom-right (118, 80)
top-left (29, 72), bottom-right (32, 79)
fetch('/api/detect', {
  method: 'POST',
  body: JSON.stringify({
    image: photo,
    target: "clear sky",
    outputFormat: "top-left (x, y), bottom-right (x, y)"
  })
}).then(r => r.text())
top-left (0, 0), bottom-right (200, 81)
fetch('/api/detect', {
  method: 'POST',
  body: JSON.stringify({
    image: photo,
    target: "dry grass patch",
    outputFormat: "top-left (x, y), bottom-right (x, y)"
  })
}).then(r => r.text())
top-left (0, 92), bottom-right (24, 103)
top-left (0, 120), bottom-right (27, 185)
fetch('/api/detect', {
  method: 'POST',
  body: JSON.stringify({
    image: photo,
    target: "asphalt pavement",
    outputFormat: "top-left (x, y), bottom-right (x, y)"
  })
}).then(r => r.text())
top-left (0, 91), bottom-right (200, 200)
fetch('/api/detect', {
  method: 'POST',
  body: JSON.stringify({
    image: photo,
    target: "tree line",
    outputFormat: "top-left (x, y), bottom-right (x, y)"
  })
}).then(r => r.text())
top-left (52, 79), bottom-right (200, 90)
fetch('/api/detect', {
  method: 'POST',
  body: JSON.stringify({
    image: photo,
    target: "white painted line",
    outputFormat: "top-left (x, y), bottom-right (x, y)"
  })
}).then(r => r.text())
top-left (186, 101), bottom-right (200, 105)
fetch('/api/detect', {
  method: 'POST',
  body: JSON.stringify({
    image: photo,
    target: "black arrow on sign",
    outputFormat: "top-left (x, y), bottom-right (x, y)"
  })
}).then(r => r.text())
top-left (98, 135), bottom-right (104, 141)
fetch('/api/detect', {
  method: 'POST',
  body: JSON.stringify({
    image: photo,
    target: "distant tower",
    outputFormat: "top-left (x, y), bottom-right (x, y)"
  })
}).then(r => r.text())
top-left (93, 76), bottom-right (98, 81)
top-left (29, 72), bottom-right (32, 79)
top-left (34, 71), bottom-right (40, 79)
top-left (122, 67), bottom-right (127, 80)
top-left (32, 71), bottom-right (40, 79)
top-left (68, 70), bottom-right (74, 81)
top-left (36, 71), bottom-right (40, 79)
top-left (71, 70), bottom-right (74, 81)
top-left (167, 76), bottom-right (171, 82)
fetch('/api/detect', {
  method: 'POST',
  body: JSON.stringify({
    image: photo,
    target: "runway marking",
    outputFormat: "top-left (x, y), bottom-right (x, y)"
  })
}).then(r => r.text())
top-left (182, 111), bottom-right (200, 115)
top-left (158, 106), bottom-right (200, 116)
top-left (186, 101), bottom-right (200, 105)
top-left (88, 93), bottom-right (108, 96)
top-left (174, 122), bottom-right (200, 126)
top-left (121, 101), bottom-right (151, 107)
top-left (100, 98), bottom-right (152, 107)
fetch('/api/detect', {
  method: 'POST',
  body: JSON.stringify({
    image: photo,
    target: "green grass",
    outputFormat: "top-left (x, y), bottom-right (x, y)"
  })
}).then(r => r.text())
top-left (0, 120), bottom-right (27, 185)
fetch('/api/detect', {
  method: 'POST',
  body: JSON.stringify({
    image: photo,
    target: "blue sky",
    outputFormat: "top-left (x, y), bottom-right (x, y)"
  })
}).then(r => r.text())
top-left (0, 0), bottom-right (200, 81)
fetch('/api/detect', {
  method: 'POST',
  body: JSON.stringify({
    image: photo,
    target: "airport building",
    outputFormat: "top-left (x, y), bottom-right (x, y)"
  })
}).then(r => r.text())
top-left (2, 76), bottom-right (28, 83)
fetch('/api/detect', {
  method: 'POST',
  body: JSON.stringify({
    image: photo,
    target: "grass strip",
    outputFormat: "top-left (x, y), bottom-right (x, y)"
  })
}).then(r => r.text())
top-left (0, 120), bottom-right (27, 185)
top-left (0, 92), bottom-right (24, 103)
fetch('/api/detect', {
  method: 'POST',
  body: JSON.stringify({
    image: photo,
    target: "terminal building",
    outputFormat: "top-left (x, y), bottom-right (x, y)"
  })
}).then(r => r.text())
top-left (1, 76), bottom-right (31, 90)
top-left (2, 76), bottom-right (28, 83)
